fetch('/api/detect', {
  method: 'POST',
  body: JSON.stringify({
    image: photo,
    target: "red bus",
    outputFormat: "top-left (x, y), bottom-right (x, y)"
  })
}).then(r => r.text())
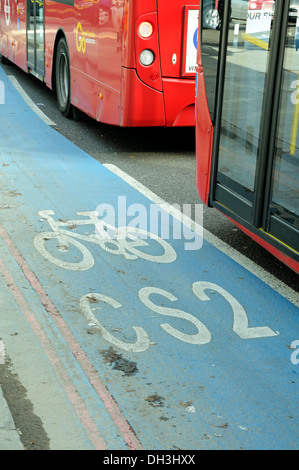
top-left (0, 0), bottom-right (199, 127)
top-left (196, 0), bottom-right (299, 274)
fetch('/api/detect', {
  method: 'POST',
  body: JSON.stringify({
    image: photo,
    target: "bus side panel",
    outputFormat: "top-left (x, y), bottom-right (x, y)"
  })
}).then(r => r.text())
top-left (46, 0), bottom-right (98, 120)
top-left (120, 67), bottom-right (165, 127)
top-left (44, 1), bottom-right (74, 89)
top-left (45, 0), bottom-right (124, 124)
top-left (0, 0), bottom-right (27, 72)
top-left (70, 65), bottom-right (121, 126)
top-left (71, 0), bottom-right (99, 120)
top-left (97, 1), bottom-right (124, 93)
top-left (44, 1), bottom-right (57, 89)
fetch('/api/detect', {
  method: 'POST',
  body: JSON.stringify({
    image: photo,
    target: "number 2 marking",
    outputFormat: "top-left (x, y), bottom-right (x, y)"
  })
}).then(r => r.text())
top-left (192, 282), bottom-right (278, 340)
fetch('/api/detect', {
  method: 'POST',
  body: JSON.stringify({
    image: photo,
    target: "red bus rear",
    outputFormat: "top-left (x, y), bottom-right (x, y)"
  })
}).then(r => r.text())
top-left (0, 0), bottom-right (199, 127)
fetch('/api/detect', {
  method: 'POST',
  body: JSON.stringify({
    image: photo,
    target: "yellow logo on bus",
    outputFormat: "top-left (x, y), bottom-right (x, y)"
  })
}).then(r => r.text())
top-left (76, 22), bottom-right (96, 54)
top-left (76, 22), bottom-right (86, 53)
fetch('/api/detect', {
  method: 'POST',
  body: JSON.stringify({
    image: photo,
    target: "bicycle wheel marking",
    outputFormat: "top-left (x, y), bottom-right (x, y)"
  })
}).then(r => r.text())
top-left (34, 232), bottom-right (95, 271)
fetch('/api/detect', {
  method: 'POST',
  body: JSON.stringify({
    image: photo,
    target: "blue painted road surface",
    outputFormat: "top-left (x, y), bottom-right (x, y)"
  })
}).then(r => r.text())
top-left (0, 66), bottom-right (298, 450)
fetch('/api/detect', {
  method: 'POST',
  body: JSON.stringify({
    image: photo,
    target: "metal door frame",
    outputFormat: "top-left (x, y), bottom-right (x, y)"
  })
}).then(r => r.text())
top-left (26, 0), bottom-right (45, 77)
top-left (208, 0), bottom-right (299, 260)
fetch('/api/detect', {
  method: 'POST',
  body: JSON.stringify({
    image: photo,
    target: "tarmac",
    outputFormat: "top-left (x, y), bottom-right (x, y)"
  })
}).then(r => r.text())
top-left (0, 385), bottom-right (23, 450)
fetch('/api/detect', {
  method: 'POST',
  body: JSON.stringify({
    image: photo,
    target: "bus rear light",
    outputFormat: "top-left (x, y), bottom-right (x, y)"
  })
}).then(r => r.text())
top-left (139, 49), bottom-right (155, 66)
top-left (135, 12), bottom-right (162, 92)
top-left (138, 22), bottom-right (153, 39)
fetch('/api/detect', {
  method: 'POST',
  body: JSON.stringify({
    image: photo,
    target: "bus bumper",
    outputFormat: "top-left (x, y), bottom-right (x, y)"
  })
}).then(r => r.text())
top-left (162, 78), bottom-right (196, 127)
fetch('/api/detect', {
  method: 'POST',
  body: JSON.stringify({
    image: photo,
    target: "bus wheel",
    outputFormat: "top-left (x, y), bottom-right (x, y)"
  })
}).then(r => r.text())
top-left (0, 55), bottom-right (10, 65)
top-left (55, 38), bottom-right (73, 118)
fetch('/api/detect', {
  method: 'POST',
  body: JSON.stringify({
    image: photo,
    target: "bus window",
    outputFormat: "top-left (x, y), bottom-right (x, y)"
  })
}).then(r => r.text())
top-left (217, 0), bottom-right (274, 196)
top-left (27, 0), bottom-right (45, 76)
top-left (200, 0), bottom-right (224, 122)
top-left (268, 5), bottom-right (299, 248)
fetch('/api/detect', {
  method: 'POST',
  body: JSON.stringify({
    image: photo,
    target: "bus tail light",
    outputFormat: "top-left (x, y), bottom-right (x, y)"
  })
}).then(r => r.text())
top-left (138, 22), bottom-right (153, 39)
top-left (135, 13), bottom-right (162, 92)
top-left (139, 50), bottom-right (155, 66)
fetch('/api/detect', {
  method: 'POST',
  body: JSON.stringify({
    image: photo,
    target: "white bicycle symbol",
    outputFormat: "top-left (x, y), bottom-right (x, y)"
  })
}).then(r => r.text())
top-left (34, 210), bottom-right (177, 271)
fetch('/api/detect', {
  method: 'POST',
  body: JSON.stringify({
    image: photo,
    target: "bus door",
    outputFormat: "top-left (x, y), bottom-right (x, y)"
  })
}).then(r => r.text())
top-left (26, 0), bottom-right (45, 76)
top-left (200, 0), bottom-right (299, 258)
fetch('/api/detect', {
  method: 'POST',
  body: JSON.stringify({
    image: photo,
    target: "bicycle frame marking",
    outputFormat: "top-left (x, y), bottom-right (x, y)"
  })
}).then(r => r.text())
top-left (34, 210), bottom-right (177, 271)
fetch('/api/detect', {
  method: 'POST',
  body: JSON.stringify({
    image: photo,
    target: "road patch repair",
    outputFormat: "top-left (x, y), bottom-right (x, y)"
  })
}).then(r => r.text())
top-left (0, 66), bottom-right (298, 450)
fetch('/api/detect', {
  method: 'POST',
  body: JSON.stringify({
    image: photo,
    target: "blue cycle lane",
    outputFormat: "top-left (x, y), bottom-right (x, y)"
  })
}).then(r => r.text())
top-left (0, 65), bottom-right (298, 450)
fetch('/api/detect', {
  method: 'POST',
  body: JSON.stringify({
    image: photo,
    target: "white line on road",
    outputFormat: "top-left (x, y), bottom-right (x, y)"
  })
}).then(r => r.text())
top-left (0, 340), bottom-right (5, 364)
top-left (8, 75), bottom-right (57, 127)
top-left (104, 163), bottom-right (299, 308)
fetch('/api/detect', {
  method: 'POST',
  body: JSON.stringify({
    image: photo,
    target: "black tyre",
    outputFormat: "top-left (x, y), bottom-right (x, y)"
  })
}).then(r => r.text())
top-left (55, 38), bottom-right (73, 118)
top-left (0, 55), bottom-right (10, 65)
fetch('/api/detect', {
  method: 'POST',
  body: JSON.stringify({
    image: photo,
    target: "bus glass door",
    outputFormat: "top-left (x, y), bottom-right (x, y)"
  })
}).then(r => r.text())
top-left (27, 0), bottom-right (44, 75)
top-left (201, 0), bottom-right (299, 256)
top-left (266, 8), bottom-right (299, 251)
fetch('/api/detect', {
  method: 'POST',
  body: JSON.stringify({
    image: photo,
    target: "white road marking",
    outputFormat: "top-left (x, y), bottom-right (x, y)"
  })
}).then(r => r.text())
top-left (80, 293), bottom-right (150, 353)
top-left (8, 75), bottom-right (56, 126)
top-left (0, 340), bottom-right (5, 364)
top-left (104, 163), bottom-right (299, 308)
